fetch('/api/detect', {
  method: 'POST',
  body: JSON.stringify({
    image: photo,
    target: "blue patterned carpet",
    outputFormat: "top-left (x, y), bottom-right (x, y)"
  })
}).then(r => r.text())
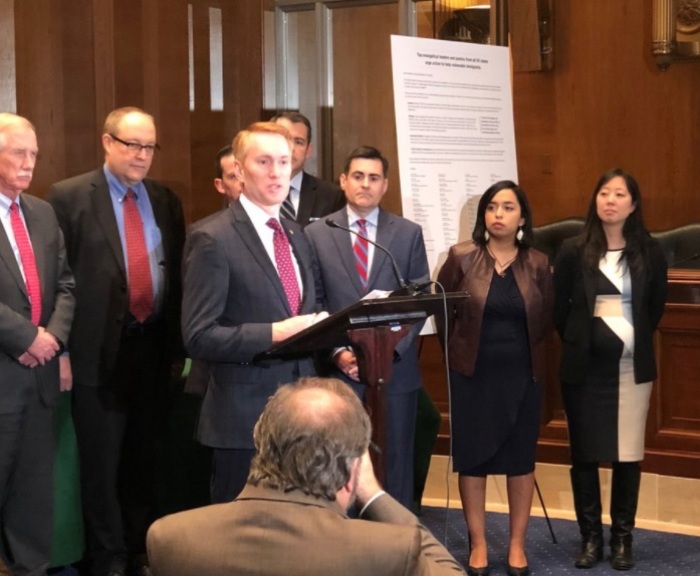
top-left (420, 506), bottom-right (700, 575)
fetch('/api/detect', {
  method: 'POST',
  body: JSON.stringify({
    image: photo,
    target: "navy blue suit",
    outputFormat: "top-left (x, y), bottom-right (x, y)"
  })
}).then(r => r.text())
top-left (182, 201), bottom-right (320, 500)
top-left (305, 207), bottom-right (430, 508)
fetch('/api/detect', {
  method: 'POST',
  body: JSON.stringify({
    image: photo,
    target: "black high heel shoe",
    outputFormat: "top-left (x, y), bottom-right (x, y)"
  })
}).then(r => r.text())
top-left (506, 563), bottom-right (530, 576)
top-left (466, 566), bottom-right (490, 576)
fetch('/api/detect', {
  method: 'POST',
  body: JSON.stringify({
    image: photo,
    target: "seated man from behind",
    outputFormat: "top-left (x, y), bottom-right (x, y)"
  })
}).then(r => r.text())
top-left (147, 377), bottom-right (465, 576)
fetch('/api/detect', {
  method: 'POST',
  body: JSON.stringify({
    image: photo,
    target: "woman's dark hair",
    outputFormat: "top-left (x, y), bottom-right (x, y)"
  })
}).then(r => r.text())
top-left (472, 180), bottom-right (534, 248)
top-left (580, 168), bottom-right (650, 274)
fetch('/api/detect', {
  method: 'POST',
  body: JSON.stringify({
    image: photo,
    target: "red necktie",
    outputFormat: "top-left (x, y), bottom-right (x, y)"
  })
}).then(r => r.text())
top-left (10, 202), bottom-right (42, 325)
top-left (353, 219), bottom-right (369, 290)
top-left (266, 218), bottom-right (301, 314)
top-left (123, 189), bottom-right (154, 323)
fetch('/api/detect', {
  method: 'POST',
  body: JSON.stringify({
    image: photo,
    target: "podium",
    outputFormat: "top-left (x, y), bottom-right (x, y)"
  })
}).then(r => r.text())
top-left (256, 292), bottom-right (468, 483)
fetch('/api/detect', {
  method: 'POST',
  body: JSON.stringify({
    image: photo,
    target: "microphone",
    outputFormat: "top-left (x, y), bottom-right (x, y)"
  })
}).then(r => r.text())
top-left (325, 218), bottom-right (427, 296)
top-left (671, 252), bottom-right (700, 268)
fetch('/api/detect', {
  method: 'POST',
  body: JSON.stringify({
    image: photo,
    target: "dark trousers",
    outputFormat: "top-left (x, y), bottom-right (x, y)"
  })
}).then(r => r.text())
top-left (349, 379), bottom-right (418, 510)
top-left (210, 448), bottom-right (256, 504)
top-left (72, 331), bottom-right (166, 576)
top-left (0, 382), bottom-right (54, 576)
top-left (413, 387), bottom-right (441, 511)
top-left (384, 390), bottom-right (419, 509)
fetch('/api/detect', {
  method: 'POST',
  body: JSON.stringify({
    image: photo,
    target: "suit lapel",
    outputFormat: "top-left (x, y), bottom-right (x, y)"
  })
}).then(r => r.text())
top-left (283, 219), bottom-right (313, 311)
top-left (582, 264), bottom-right (597, 317)
top-left (369, 209), bottom-right (393, 290)
top-left (231, 202), bottom-right (292, 315)
top-left (91, 171), bottom-right (126, 273)
top-left (0, 202), bottom-right (29, 300)
top-left (331, 210), bottom-right (364, 295)
top-left (511, 255), bottom-right (539, 342)
top-left (145, 180), bottom-right (168, 253)
top-left (296, 172), bottom-right (315, 226)
top-left (466, 249), bottom-right (492, 310)
top-left (630, 264), bottom-right (645, 326)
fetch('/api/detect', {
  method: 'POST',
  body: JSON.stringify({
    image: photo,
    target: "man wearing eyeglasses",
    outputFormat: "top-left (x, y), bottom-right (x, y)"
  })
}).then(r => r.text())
top-left (47, 107), bottom-right (185, 576)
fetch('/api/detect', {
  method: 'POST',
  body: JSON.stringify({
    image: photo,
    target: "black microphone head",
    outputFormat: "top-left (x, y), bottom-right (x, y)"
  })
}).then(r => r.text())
top-left (325, 218), bottom-right (339, 229)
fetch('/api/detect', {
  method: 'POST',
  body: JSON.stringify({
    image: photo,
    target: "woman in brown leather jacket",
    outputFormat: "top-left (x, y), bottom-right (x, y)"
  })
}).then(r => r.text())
top-left (437, 181), bottom-right (553, 576)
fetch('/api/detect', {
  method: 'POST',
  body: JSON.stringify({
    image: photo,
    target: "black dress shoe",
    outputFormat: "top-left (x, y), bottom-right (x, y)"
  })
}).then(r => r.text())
top-left (466, 565), bottom-right (490, 576)
top-left (574, 539), bottom-right (604, 569)
top-left (506, 564), bottom-right (530, 576)
top-left (610, 541), bottom-right (635, 571)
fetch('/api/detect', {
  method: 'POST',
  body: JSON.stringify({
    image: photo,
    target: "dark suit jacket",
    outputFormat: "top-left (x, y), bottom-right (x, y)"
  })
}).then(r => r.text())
top-left (0, 192), bottom-right (75, 412)
top-left (147, 484), bottom-right (465, 576)
top-left (295, 172), bottom-right (345, 228)
top-left (305, 207), bottom-right (430, 395)
top-left (46, 169), bottom-right (185, 387)
top-left (436, 241), bottom-right (553, 381)
top-left (553, 237), bottom-right (668, 385)
top-left (182, 201), bottom-right (320, 449)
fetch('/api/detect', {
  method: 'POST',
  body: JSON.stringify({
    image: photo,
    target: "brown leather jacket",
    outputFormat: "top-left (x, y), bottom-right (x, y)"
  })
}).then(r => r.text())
top-left (436, 241), bottom-right (553, 379)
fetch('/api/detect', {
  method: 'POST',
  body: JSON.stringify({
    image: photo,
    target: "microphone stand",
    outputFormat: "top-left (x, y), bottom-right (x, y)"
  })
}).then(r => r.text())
top-left (325, 219), bottom-right (428, 296)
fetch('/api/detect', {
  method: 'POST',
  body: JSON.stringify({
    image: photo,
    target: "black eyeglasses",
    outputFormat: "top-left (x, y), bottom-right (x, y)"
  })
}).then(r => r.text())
top-left (109, 133), bottom-right (160, 155)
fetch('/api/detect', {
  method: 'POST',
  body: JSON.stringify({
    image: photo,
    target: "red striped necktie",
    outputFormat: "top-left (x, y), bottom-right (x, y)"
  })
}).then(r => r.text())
top-left (353, 219), bottom-right (369, 290)
top-left (10, 202), bottom-right (42, 325)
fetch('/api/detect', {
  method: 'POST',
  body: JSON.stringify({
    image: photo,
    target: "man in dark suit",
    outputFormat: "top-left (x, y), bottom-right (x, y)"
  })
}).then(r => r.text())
top-left (213, 144), bottom-right (242, 204)
top-left (305, 145), bottom-right (430, 509)
top-left (183, 145), bottom-right (242, 397)
top-left (182, 121), bottom-right (325, 505)
top-left (47, 107), bottom-right (185, 576)
top-left (0, 113), bottom-right (75, 576)
top-left (147, 377), bottom-right (465, 576)
top-left (272, 111), bottom-right (345, 227)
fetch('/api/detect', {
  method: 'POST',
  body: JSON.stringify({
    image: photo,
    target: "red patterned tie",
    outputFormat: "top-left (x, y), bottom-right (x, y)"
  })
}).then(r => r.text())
top-left (10, 202), bottom-right (42, 325)
top-left (353, 219), bottom-right (369, 290)
top-left (266, 218), bottom-right (301, 314)
top-left (123, 189), bottom-right (154, 323)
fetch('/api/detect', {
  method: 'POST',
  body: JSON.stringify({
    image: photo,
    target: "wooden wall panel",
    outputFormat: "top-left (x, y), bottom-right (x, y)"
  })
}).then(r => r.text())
top-left (0, 0), bottom-right (16, 112)
top-left (11, 0), bottom-right (264, 226)
top-left (331, 2), bottom-right (402, 214)
top-left (188, 0), bottom-right (265, 224)
top-left (14, 0), bottom-right (66, 194)
top-left (147, 0), bottom-right (192, 215)
top-left (62, 0), bottom-right (100, 177)
top-left (513, 0), bottom-right (700, 231)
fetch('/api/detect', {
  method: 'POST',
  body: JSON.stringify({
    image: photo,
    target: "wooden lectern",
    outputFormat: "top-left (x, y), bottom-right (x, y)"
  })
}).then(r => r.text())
top-left (256, 292), bottom-right (468, 484)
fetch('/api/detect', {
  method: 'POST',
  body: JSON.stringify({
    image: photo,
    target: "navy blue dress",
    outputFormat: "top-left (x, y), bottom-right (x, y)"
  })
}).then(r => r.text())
top-left (450, 268), bottom-right (541, 476)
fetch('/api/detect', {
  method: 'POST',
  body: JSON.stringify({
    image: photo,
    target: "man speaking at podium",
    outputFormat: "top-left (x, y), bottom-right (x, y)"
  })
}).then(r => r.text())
top-left (305, 145), bottom-right (430, 509)
top-left (182, 122), bottom-right (324, 504)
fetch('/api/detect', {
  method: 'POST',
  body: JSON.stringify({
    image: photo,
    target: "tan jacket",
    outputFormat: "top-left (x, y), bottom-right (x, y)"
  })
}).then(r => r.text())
top-left (436, 241), bottom-right (553, 379)
top-left (147, 484), bottom-right (465, 576)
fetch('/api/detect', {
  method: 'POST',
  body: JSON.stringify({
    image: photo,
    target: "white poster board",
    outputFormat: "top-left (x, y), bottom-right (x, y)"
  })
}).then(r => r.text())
top-left (391, 35), bottom-right (518, 288)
